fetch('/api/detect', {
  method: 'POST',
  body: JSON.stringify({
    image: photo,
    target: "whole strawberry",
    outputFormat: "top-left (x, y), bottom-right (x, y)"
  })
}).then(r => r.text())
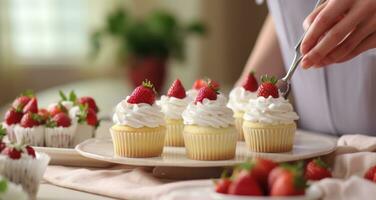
top-left (270, 169), bottom-right (306, 196)
top-left (167, 79), bottom-right (186, 99)
top-left (207, 79), bottom-right (220, 91)
top-left (78, 96), bottom-right (99, 113)
top-left (23, 97), bottom-right (38, 114)
top-left (12, 90), bottom-right (34, 111)
top-left (25, 145), bottom-right (36, 158)
top-left (242, 72), bottom-right (258, 92)
top-left (127, 80), bottom-right (156, 105)
top-left (215, 178), bottom-right (232, 194)
top-left (47, 113), bottom-right (71, 128)
top-left (38, 108), bottom-right (50, 124)
top-left (305, 158), bottom-right (332, 181)
top-left (4, 108), bottom-right (23, 125)
top-left (2, 146), bottom-right (22, 160)
top-left (246, 158), bottom-right (278, 187)
top-left (257, 75), bottom-right (279, 98)
top-left (49, 103), bottom-right (68, 117)
top-left (194, 81), bottom-right (219, 104)
top-left (20, 112), bottom-right (42, 128)
top-left (192, 79), bottom-right (206, 90)
top-left (76, 105), bottom-right (99, 127)
top-left (228, 171), bottom-right (263, 196)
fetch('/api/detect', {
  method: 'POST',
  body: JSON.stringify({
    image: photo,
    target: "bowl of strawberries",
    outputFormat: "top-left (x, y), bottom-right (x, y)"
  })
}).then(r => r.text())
top-left (212, 158), bottom-right (326, 200)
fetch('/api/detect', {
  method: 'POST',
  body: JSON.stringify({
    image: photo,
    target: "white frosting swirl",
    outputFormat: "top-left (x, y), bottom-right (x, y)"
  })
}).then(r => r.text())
top-left (157, 96), bottom-right (189, 120)
top-left (186, 89), bottom-right (198, 101)
top-left (227, 87), bottom-right (257, 113)
top-left (112, 97), bottom-right (165, 128)
top-left (182, 96), bottom-right (234, 128)
top-left (243, 96), bottom-right (299, 124)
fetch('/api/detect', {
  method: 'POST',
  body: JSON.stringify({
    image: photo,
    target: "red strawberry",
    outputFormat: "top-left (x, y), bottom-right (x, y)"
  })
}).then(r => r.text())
top-left (167, 79), bottom-right (186, 99)
top-left (242, 72), bottom-right (258, 92)
top-left (250, 158), bottom-right (278, 186)
top-left (268, 167), bottom-right (290, 189)
top-left (228, 172), bottom-right (263, 196)
top-left (23, 98), bottom-right (38, 114)
top-left (194, 85), bottom-right (218, 104)
top-left (12, 96), bottom-right (31, 111)
top-left (49, 103), bottom-right (68, 117)
top-left (215, 178), bottom-right (232, 194)
top-left (4, 108), bottom-right (23, 125)
top-left (192, 79), bottom-right (206, 90)
top-left (50, 113), bottom-right (71, 128)
top-left (2, 146), bottom-right (22, 160)
top-left (257, 75), bottom-right (279, 98)
top-left (38, 108), bottom-right (50, 124)
top-left (364, 165), bottom-right (376, 181)
top-left (20, 112), bottom-right (41, 128)
top-left (127, 80), bottom-right (156, 105)
top-left (270, 170), bottom-right (306, 196)
top-left (207, 79), bottom-right (220, 91)
top-left (78, 96), bottom-right (99, 113)
top-left (305, 158), bottom-right (332, 181)
top-left (86, 108), bottom-right (98, 127)
top-left (25, 145), bottom-right (36, 158)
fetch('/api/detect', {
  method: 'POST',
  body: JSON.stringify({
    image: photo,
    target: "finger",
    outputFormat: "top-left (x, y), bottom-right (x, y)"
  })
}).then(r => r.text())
top-left (337, 33), bottom-right (376, 63)
top-left (324, 14), bottom-right (376, 64)
top-left (302, 3), bottom-right (371, 67)
top-left (303, 3), bottom-right (327, 31)
top-left (300, 0), bottom-right (353, 55)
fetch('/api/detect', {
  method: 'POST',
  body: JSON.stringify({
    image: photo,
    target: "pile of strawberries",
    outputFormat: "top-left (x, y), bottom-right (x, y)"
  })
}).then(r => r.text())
top-left (215, 157), bottom-right (332, 196)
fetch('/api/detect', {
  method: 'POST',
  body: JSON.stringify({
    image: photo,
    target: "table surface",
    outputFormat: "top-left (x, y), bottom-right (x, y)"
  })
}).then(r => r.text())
top-left (38, 184), bottom-right (117, 200)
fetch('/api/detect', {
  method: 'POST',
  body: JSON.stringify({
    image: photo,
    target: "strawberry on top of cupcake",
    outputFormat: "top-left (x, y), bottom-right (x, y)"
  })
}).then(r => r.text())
top-left (243, 75), bottom-right (299, 125)
top-left (113, 80), bottom-right (165, 128)
top-left (186, 78), bottom-right (220, 101)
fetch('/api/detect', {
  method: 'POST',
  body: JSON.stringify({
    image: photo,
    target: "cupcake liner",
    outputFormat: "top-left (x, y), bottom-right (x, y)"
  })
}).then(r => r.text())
top-left (243, 121), bottom-right (296, 153)
top-left (2, 123), bottom-right (17, 143)
top-left (0, 153), bottom-right (50, 200)
top-left (164, 119), bottom-right (185, 147)
top-left (14, 125), bottom-right (45, 147)
top-left (72, 124), bottom-right (95, 146)
top-left (183, 125), bottom-right (237, 161)
top-left (45, 124), bottom-right (77, 148)
top-left (111, 126), bottom-right (166, 158)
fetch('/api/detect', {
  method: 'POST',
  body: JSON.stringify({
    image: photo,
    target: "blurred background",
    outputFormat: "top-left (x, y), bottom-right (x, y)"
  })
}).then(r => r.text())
top-left (0, 0), bottom-right (267, 118)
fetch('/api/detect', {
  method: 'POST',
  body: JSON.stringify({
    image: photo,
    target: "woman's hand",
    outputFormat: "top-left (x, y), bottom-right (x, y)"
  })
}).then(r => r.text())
top-left (300, 0), bottom-right (376, 69)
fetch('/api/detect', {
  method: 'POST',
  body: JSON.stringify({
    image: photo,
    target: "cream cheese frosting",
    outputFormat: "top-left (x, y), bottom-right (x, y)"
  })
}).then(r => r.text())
top-left (243, 96), bottom-right (299, 124)
top-left (113, 97), bottom-right (165, 128)
top-left (157, 96), bottom-right (189, 120)
top-left (182, 95), bottom-right (234, 128)
top-left (227, 87), bottom-right (257, 113)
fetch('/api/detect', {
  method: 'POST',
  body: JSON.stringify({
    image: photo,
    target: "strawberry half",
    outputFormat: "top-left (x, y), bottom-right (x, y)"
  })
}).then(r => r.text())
top-left (305, 158), bottom-right (332, 181)
top-left (242, 72), bottom-right (258, 92)
top-left (47, 113), bottom-right (71, 128)
top-left (4, 108), bottom-right (23, 125)
top-left (23, 97), bottom-right (38, 114)
top-left (127, 80), bottom-right (156, 105)
top-left (20, 112), bottom-right (42, 128)
top-left (257, 75), bottom-right (279, 98)
top-left (167, 79), bottom-right (186, 99)
top-left (78, 96), bottom-right (99, 113)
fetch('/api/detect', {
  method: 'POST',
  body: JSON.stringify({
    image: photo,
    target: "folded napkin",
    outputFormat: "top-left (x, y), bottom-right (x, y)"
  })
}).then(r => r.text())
top-left (43, 134), bottom-right (376, 200)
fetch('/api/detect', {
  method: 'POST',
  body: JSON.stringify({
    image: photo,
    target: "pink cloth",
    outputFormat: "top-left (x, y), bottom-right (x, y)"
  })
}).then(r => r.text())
top-left (43, 134), bottom-right (376, 200)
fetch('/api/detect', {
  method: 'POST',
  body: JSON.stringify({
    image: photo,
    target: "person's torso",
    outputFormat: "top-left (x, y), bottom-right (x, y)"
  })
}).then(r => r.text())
top-left (267, 0), bottom-right (376, 136)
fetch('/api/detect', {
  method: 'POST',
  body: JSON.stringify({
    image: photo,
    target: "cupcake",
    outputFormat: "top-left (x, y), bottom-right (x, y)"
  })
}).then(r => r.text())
top-left (0, 142), bottom-right (50, 200)
top-left (182, 81), bottom-right (237, 160)
top-left (45, 112), bottom-right (76, 148)
top-left (0, 176), bottom-right (28, 200)
top-left (158, 79), bottom-right (189, 146)
top-left (243, 75), bottom-right (299, 153)
top-left (111, 80), bottom-right (166, 158)
top-left (227, 72), bottom-right (258, 140)
top-left (14, 100), bottom-right (45, 147)
top-left (3, 108), bottom-right (23, 143)
top-left (69, 96), bottom-right (99, 146)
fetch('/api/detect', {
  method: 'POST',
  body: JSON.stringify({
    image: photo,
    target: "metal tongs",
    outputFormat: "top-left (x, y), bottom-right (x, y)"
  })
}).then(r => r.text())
top-left (279, 0), bottom-right (326, 99)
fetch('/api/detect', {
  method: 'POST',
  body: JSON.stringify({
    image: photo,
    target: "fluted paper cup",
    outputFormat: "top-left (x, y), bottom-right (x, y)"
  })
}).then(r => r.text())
top-left (72, 124), bottom-right (95, 146)
top-left (233, 112), bottom-right (245, 141)
top-left (0, 153), bottom-right (50, 200)
top-left (110, 125), bottom-right (166, 158)
top-left (164, 119), bottom-right (185, 147)
top-left (2, 122), bottom-right (17, 143)
top-left (243, 121), bottom-right (296, 153)
top-left (14, 125), bottom-right (45, 147)
top-left (45, 124), bottom-right (77, 148)
top-left (183, 125), bottom-right (237, 161)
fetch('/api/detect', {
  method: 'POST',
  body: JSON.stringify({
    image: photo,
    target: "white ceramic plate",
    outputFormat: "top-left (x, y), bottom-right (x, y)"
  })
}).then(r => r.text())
top-left (159, 185), bottom-right (322, 200)
top-left (75, 130), bottom-right (337, 167)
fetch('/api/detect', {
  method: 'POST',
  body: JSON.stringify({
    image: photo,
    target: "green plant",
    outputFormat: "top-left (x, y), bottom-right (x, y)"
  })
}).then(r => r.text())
top-left (91, 8), bottom-right (205, 63)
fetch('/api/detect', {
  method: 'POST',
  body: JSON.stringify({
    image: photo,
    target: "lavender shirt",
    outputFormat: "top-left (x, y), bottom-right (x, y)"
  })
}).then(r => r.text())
top-left (267, 0), bottom-right (376, 136)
